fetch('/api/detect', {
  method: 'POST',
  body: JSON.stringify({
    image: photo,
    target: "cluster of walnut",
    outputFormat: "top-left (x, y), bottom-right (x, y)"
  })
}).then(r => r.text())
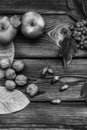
top-left (0, 58), bottom-right (38, 97)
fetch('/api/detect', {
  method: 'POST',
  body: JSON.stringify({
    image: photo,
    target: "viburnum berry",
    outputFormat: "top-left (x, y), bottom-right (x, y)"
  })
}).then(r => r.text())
top-left (73, 19), bottom-right (87, 50)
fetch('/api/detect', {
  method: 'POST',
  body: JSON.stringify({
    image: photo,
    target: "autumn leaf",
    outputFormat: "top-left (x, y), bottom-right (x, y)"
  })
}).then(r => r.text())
top-left (67, 0), bottom-right (87, 20)
top-left (60, 37), bottom-right (77, 68)
top-left (80, 81), bottom-right (87, 98)
top-left (0, 41), bottom-right (15, 64)
top-left (10, 15), bottom-right (21, 28)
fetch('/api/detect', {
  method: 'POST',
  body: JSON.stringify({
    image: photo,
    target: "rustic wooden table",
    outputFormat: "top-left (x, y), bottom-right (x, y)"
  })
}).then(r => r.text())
top-left (0, 0), bottom-right (87, 129)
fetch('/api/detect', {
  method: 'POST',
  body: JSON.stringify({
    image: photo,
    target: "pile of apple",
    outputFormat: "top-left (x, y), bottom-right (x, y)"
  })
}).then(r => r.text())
top-left (0, 11), bottom-right (45, 46)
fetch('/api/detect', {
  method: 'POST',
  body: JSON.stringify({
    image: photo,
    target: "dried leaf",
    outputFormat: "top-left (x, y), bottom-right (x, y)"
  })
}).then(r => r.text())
top-left (60, 37), bottom-right (77, 68)
top-left (73, 0), bottom-right (87, 18)
top-left (0, 87), bottom-right (30, 114)
top-left (80, 81), bottom-right (87, 98)
top-left (10, 15), bottom-right (21, 28)
top-left (67, 0), bottom-right (87, 20)
top-left (0, 42), bottom-right (15, 64)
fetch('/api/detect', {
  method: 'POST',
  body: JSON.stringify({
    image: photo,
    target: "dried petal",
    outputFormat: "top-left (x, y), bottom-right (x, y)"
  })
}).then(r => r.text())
top-left (60, 84), bottom-right (69, 91)
top-left (51, 99), bottom-right (61, 104)
top-left (10, 15), bottom-right (21, 28)
top-left (51, 76), bottom-right (59, 84)
top-left (41, 67), bottom-right (48, 77)
top-left (47, 68), bottom-right (54, 75)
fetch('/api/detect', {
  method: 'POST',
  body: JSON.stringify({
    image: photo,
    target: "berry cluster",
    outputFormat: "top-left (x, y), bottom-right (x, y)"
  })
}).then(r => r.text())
top-left (72, 20), bottom-right (87, 50)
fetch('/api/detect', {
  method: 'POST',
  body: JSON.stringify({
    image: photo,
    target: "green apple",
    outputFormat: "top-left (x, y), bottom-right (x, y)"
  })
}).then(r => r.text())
top-left (0, 16), bottom-right (17, 45)
top-left (21, 11), bottom-right (45, 38)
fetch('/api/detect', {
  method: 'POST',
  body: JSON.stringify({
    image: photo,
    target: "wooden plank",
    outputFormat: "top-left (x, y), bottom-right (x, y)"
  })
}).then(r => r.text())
top-left (13, 14), bottom-right (86, 59)
top-left (0, 14), bottom-right (86, 59)
top-left (14, 14), bottom-right (74, 58)
top-left (0, 102), bottom-right (87, 129)
top-left (1, 128), bottom-right (70, 130)
top-left (21, 58), bottom-right (87, 78)
top-left (0, 0), bottom-right (67, 14)
top-left (10, 58), bottom-right (87, 102)
top-left (11, 14), bottom-right (86, 59)
top-left (67, 0), bottom-right (87, 10)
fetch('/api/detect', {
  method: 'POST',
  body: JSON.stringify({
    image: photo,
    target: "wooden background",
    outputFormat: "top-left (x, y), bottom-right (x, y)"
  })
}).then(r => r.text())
top-left (1, 0), bottom-right (87, 129)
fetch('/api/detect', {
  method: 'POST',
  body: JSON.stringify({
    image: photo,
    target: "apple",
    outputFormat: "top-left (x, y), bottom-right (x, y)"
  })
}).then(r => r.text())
top-left (0, 16), bottom-right (17, 45)
top-left (21, 11), bottom-right (45, 38)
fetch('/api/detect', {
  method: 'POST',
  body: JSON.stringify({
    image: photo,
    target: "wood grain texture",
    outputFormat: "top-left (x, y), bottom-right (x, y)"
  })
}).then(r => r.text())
top-left (12, 14), bottom-right (74, 58)
top-left (12, 58), bottom-right (87, 102)
top-left (0, 129), bottom-right (71, 130)
top-left (0, 102), bottom-right (87, 129)
top-left (0, 0), bottom-right (67, 14)
top-left (66, 0), bottom-right (87, 20)
top-left (12, 14), bottom-right (87, 59)
top-left (0, 129), bottom-right (68, 130)
top-left (0, 0), bottom-right (87, 129)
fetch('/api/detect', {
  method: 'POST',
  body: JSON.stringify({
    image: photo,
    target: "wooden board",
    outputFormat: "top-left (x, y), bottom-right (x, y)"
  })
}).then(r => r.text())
top-left (13, 15), bottom-right (87, 58)
top-left (0, 102), bottom-right (87, 129)
top-left (0, 59), bottom-right (86, 129)
top-left (0, 0), bottom-right (67, 14)
top-left (15, 59), bottom-right (87, 102)
top-left (0, 0), bottom-right (87, 129)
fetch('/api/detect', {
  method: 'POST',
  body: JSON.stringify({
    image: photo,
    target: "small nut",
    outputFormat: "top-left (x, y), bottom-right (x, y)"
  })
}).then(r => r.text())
top-left (5, 69), bottom-right (16, 80)
top-left (5, 80), bottom-right (16, 90)
top-left (0, 69), bottom-right (5, 79)
top-left (47, 68), bottom-right (54, 75)
top-left (60, 84), bottom-right (69, 92)
top-left (0, 58), bottom-right (10, 69)
top-left (51, 76), bottom-right (59, 84)
top-left (15, 74), bottom-right (27, 86)
top-left (26, 83), bottom-right (38, 96)
top-left (12, 60), bottom-right (24, 72)
top-left (41, 67), bottom-right (48, 77)
top-left (51, 99), bottom-right (61, 104)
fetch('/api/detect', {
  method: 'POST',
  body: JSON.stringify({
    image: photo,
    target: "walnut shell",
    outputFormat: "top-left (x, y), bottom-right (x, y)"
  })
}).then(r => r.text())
top-left (12, 60), bottom-right (24, 72)
top-left (26, 83), bottom-right (38, 96)
top-left (15, 75), bottom-right (27, 86)
top-left (5, 69), bottom-right (16, 80)
top-left (0, 58), bottom-right (10, 69)
top-left (5, 80), bottom-right (16, 90)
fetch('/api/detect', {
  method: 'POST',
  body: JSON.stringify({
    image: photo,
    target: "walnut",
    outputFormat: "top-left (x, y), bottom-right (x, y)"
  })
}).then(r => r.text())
top-left (12, 60), bottom-right (24, 72)
top-left (5, 80), bottom-right (16, 90)
top-left (0, 58), bottom-right (10, 69)
top-left (15, 75), bottom-right (27, 86)
top-left (5, 69), bottom-right (16, 80)
top-left (26, 83), bottom-right (38, 96)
